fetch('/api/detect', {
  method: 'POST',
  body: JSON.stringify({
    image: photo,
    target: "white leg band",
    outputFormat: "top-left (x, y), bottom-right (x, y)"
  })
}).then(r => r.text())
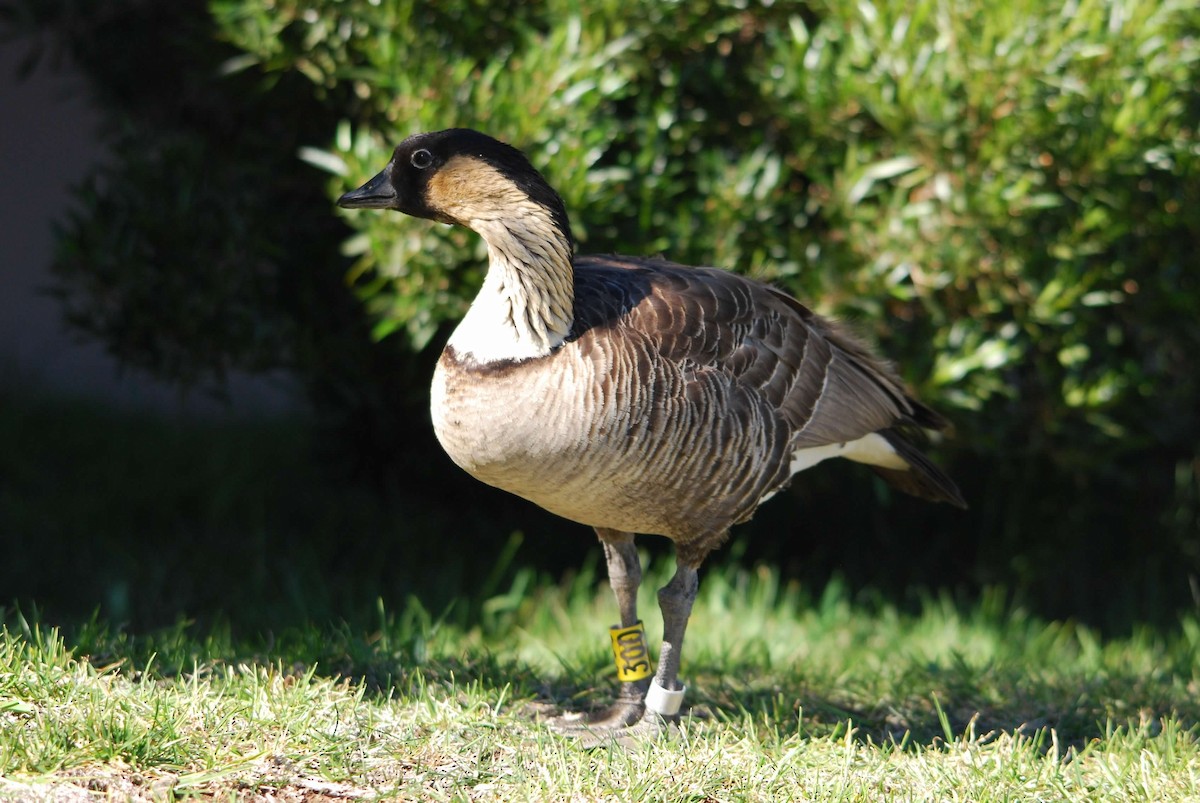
top-left (645, 679), bottom-right (686, 716)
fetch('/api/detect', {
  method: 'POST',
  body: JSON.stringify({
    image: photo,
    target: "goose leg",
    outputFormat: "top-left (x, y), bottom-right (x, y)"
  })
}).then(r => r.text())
top-left (551, 528), bottom-right (649, 733)
top-left (593, 528), bottom-right (653, 726)
top-left (643, 556), bottom-right (699, 725)
top-left (579, 553), bottom-right (699, 745)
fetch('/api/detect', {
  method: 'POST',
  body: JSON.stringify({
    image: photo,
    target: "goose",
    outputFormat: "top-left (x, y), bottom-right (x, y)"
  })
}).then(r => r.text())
top-left (338, 128), bottom-right (965, 739)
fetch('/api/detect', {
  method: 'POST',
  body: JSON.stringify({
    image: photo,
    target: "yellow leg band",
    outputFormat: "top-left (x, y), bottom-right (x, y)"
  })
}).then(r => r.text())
top-left (609, 621), bottom-right (653, 682)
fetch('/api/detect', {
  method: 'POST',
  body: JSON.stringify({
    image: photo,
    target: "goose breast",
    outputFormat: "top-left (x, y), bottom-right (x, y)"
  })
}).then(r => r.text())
top-left (431, 257), bottom-right (810, 542)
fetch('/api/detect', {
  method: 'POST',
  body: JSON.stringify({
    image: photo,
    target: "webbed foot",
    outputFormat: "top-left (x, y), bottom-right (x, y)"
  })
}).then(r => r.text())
top-left (544, 684), bottom-right (687, 748)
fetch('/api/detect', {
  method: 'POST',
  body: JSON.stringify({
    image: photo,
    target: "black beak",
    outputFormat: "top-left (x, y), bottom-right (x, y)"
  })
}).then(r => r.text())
top-left (337, 166), bottom-right (396, 209)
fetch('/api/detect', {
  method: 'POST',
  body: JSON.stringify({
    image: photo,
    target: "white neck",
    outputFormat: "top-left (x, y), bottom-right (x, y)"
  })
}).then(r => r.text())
top-left (447, 213), bottom-right (575, 364)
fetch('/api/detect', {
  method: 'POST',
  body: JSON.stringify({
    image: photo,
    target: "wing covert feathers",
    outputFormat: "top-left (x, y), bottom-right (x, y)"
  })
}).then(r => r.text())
top-left (571, 255), bottom-right (963, 507)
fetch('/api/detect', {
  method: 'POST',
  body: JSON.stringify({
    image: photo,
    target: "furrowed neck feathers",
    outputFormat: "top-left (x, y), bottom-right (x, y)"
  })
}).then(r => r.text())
top-left (433, 155), bottom-right (575, 364)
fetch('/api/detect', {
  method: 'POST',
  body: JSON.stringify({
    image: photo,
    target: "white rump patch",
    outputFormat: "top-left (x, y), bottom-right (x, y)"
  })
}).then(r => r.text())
top-left (789, 432), bottom-right (908, 475)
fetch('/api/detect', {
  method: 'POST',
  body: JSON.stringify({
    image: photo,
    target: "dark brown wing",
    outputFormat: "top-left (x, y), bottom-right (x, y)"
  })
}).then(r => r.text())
top-left (570, 255), bottom-right (964, 508)
top-left (573, 255), bottom-right (941, 446)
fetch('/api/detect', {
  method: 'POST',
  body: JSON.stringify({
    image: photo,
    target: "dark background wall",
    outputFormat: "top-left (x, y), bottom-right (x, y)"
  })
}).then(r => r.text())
top-left (0, 39), bottom-right (293, 415)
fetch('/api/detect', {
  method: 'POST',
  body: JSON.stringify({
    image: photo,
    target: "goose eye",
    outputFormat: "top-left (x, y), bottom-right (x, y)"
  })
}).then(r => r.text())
top-left (410, 149), bottom-right (434, 169)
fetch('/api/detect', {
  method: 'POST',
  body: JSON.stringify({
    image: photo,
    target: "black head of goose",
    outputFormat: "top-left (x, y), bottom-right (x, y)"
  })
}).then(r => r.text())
top-left (339, 128), bottom-right (966, 740)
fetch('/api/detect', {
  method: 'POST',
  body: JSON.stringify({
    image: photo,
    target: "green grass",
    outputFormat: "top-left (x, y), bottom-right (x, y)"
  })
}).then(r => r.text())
top-left (3, 563), bottom-right (1198, 801)
top-left (2, 393), bottom-right (1197, 798)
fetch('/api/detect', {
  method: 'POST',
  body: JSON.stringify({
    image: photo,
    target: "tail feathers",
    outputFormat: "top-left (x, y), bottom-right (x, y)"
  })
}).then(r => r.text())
top-left (904, 398), bottom-right (954, 434)
top-left (874, 428), bottom-right (967, 509)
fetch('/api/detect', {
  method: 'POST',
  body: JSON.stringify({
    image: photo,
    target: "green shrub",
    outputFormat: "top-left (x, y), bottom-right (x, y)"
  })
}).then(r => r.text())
top-left (5, 0), bottom-right (441, 467)
top-left (212, 0), bottom-right (1198, 439)
top-left (12, 0), bottom-right (1200, 624)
